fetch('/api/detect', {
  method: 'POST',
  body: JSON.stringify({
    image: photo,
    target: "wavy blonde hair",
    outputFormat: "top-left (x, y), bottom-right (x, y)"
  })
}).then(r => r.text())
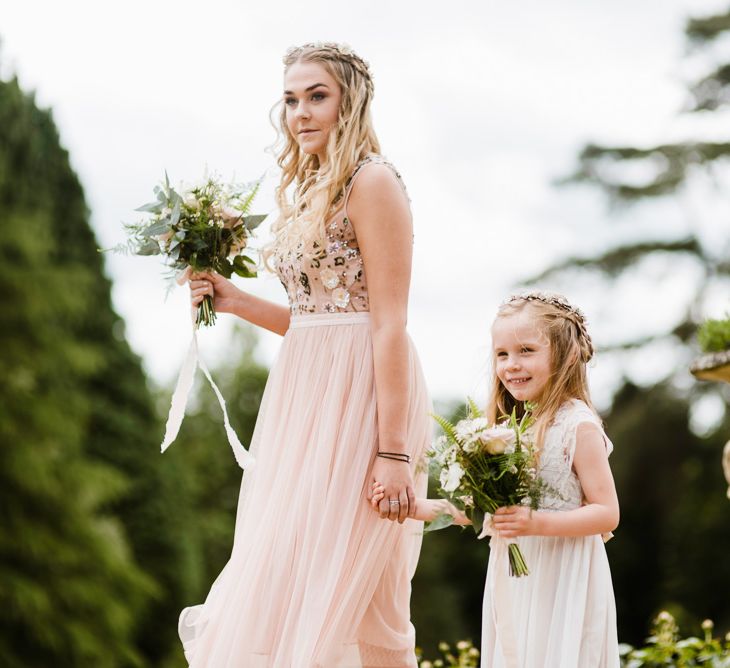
top-left (486, 293), bottom-right (598, 454)
top-left (263, 42), bottom-right (381, 268)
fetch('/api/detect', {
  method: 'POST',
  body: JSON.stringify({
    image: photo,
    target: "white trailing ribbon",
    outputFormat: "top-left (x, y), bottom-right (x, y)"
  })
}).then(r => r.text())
top-left (479, 516), bottom-right (519, 668)
top-left (160, 313), bottom-right (255, 470)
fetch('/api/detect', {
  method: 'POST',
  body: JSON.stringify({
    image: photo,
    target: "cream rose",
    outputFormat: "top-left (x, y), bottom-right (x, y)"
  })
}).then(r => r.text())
top-left (479, 426), bottom-right (516, 455)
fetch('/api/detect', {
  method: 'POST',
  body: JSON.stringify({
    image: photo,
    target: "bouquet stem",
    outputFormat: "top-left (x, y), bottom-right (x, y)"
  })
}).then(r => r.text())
top-left (508, 543), bottom-right (529, 577)
top-left (196, 294), bottom-right (216, 328)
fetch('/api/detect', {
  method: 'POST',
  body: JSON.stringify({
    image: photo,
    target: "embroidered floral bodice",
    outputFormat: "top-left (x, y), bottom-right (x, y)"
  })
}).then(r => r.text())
top-left (536, 399), bottom-right (613, 511)
top-left (274, 155), bottom-right (406, 315)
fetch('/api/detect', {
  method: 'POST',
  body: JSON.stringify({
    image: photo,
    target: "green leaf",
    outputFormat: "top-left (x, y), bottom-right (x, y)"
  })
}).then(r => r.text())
top-left (135, 201), bottom-right (164, 214)
top-left (467, 397), bottom-right (483, 419)
top-left (142, 220), bottom-right (171, 236)
top-left (431, 413), bottom-right (459, 444)
top-left (470, 506), bottom-right (485, 536)
top-left (232, 255), bottom-right (257, 278)
top-left (424, 512), bottom-right (455, 533)
top-left (233, 265), bottom-right (257, 278)
top-left (137, 240), bottom-right (161, 256)
top-left (170, 198), bottom-right (181, 227)
top-left (218, 260), bottom-right (233, 279)
top-left (243, 214), bottom-right (267, 231)
top-left (238, 181), bottom-right (261, 215)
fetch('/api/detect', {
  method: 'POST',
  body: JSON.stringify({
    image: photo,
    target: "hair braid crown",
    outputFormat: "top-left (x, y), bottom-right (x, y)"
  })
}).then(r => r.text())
top-left (284, 42), bottom-right (374, 97)
top-left (503, 291), bottom-right (594, 362)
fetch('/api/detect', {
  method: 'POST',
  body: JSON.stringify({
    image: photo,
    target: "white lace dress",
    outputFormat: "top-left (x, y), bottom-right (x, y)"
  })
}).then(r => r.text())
top-left (480, 400), bottom-right (620, 668)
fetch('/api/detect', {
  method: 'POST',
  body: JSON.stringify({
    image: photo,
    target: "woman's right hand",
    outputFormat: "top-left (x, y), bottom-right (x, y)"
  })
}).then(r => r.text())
top-left (187, 270), bottom-right (243, 315)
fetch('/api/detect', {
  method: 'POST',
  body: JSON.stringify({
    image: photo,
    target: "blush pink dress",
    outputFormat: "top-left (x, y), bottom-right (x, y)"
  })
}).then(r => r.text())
top-left (178, 155), bottom-right (431, 667)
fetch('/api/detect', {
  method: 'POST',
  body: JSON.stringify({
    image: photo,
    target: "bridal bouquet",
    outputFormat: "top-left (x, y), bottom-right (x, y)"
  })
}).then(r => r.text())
top-left (106, 172), bottom-right (266, 471)
top-left (114, 173), bottom-right (265, 327)
top-left (429, 401), bottom-right (551, 577)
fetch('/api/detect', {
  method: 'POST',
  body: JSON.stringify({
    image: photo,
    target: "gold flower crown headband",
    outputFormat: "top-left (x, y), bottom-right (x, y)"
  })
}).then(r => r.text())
top-left (284, 42), bottom-right (374, 97)
top-left (502, 291), bottom-right (594, 362)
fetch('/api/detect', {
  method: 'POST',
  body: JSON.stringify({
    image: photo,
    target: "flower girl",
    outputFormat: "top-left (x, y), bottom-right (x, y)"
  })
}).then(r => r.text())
top-left (374, 292), bottom-right (620, 667)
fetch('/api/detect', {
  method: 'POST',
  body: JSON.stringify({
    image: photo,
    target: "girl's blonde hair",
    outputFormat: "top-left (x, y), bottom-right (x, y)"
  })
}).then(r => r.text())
top-left (486, 292), bottom-right (597, 452)
top-left (263, 42), bottom-right (381, 268)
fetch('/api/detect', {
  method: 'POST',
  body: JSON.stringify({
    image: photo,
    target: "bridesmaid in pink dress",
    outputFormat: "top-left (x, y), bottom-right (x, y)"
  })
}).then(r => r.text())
top-left (180, 43), bottom-right (431, 667)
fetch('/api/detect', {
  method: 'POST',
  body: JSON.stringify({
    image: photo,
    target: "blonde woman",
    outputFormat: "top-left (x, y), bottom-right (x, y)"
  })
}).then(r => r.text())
top-left (180, 43), bottom-right (431, 667)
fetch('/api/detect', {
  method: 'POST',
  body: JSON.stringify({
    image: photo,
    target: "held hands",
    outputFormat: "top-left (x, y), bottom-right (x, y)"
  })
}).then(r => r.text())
top-left (185, 268), bottom-right (242, 315)
top-left (370, 482), bottom-right (471, 525)
top-left (370, 491), bottom-right (537, 536)
top-left (367, 457), bottom-right (415, 524)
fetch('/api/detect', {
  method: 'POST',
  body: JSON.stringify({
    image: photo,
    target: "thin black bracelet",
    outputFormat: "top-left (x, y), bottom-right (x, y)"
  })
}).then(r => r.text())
top-left (377, 451), bottom-right (411, 464)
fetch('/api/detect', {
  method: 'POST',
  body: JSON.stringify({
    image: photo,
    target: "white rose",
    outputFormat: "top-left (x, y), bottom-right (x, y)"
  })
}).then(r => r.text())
top-left (455, 417), bottom-right (488, 441)
top-left (440, 462), bottom-right (464, 493)
top-left (183, 193), bottom-right (200, 210)
top-left (479, 426), bottom-right (516, 455)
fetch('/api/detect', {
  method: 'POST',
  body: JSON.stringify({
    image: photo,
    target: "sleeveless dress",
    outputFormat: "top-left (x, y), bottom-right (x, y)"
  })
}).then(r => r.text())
top-left (178, 155), bottom-right (431, 668)
top-left (481, 399), bottom-right (619, 668)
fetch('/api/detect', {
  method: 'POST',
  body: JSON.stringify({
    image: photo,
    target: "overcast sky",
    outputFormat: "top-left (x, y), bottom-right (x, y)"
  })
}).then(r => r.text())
top-left (2, 0), bottom-right (728, 413)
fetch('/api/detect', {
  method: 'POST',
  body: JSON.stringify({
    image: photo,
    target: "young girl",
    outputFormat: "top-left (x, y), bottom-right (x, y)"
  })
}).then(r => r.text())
top-left (373, 291), bottom-right (620, 667)
top-left (181, 43), bottom-right (431, 667)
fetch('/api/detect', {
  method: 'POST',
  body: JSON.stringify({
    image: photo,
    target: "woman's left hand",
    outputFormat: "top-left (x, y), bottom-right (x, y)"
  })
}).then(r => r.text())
top-left (492, 506), bottom-right (537, 539)
top-left (368, 457), bottom-right (415, 524)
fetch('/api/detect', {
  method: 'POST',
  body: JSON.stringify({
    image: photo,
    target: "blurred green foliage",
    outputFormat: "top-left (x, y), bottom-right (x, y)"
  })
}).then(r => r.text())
top-left (698, 317), bottom-right (730, 353)
top-left (0, 74), bottom-right (156, 666)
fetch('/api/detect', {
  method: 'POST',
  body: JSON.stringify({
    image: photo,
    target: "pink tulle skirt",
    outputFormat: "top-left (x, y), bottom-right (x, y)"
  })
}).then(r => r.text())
top-left (179, 312), bottom-right (431, 667)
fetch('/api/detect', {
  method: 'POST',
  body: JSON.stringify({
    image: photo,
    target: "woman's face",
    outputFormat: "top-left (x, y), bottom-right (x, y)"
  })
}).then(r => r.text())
top-left (284, 61), bottom-right (342, 162)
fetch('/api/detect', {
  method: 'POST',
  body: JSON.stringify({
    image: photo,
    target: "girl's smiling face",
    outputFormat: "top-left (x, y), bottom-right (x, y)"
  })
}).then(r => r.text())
top-left (283, 61), bottom-right (342, 162)
top-left (492, 312), bottom-right (552, 403)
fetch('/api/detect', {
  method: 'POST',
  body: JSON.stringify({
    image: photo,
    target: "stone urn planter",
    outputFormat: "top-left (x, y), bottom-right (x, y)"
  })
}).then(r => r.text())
top-left (690, 349), bottom-right (730, 383)
top-left (691, 348), bottom-right (730, 498)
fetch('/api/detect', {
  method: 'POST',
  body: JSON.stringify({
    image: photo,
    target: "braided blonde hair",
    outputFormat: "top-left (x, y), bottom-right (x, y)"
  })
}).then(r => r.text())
top-left (486, 291), bottom-right (598, 454)
top-left (263, 42), bottom-right (381, 268)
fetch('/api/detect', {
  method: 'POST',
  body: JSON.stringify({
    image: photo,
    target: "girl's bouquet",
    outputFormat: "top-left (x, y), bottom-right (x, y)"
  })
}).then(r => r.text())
top-left (429, 400), bottom-right (551, 577)
top-left (115, 173), bottom-right (265, 327)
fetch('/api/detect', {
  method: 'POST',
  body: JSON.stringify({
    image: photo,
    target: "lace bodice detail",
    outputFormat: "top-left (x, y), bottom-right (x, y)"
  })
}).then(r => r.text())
top-left (273, 155), bottom-right (407, 315)
top-left (536, 399), bottom-right (613, 511)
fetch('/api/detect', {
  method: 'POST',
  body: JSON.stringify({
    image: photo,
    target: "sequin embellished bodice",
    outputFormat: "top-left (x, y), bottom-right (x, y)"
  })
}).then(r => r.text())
top-left (274, 155), bottom-right (406, 315)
